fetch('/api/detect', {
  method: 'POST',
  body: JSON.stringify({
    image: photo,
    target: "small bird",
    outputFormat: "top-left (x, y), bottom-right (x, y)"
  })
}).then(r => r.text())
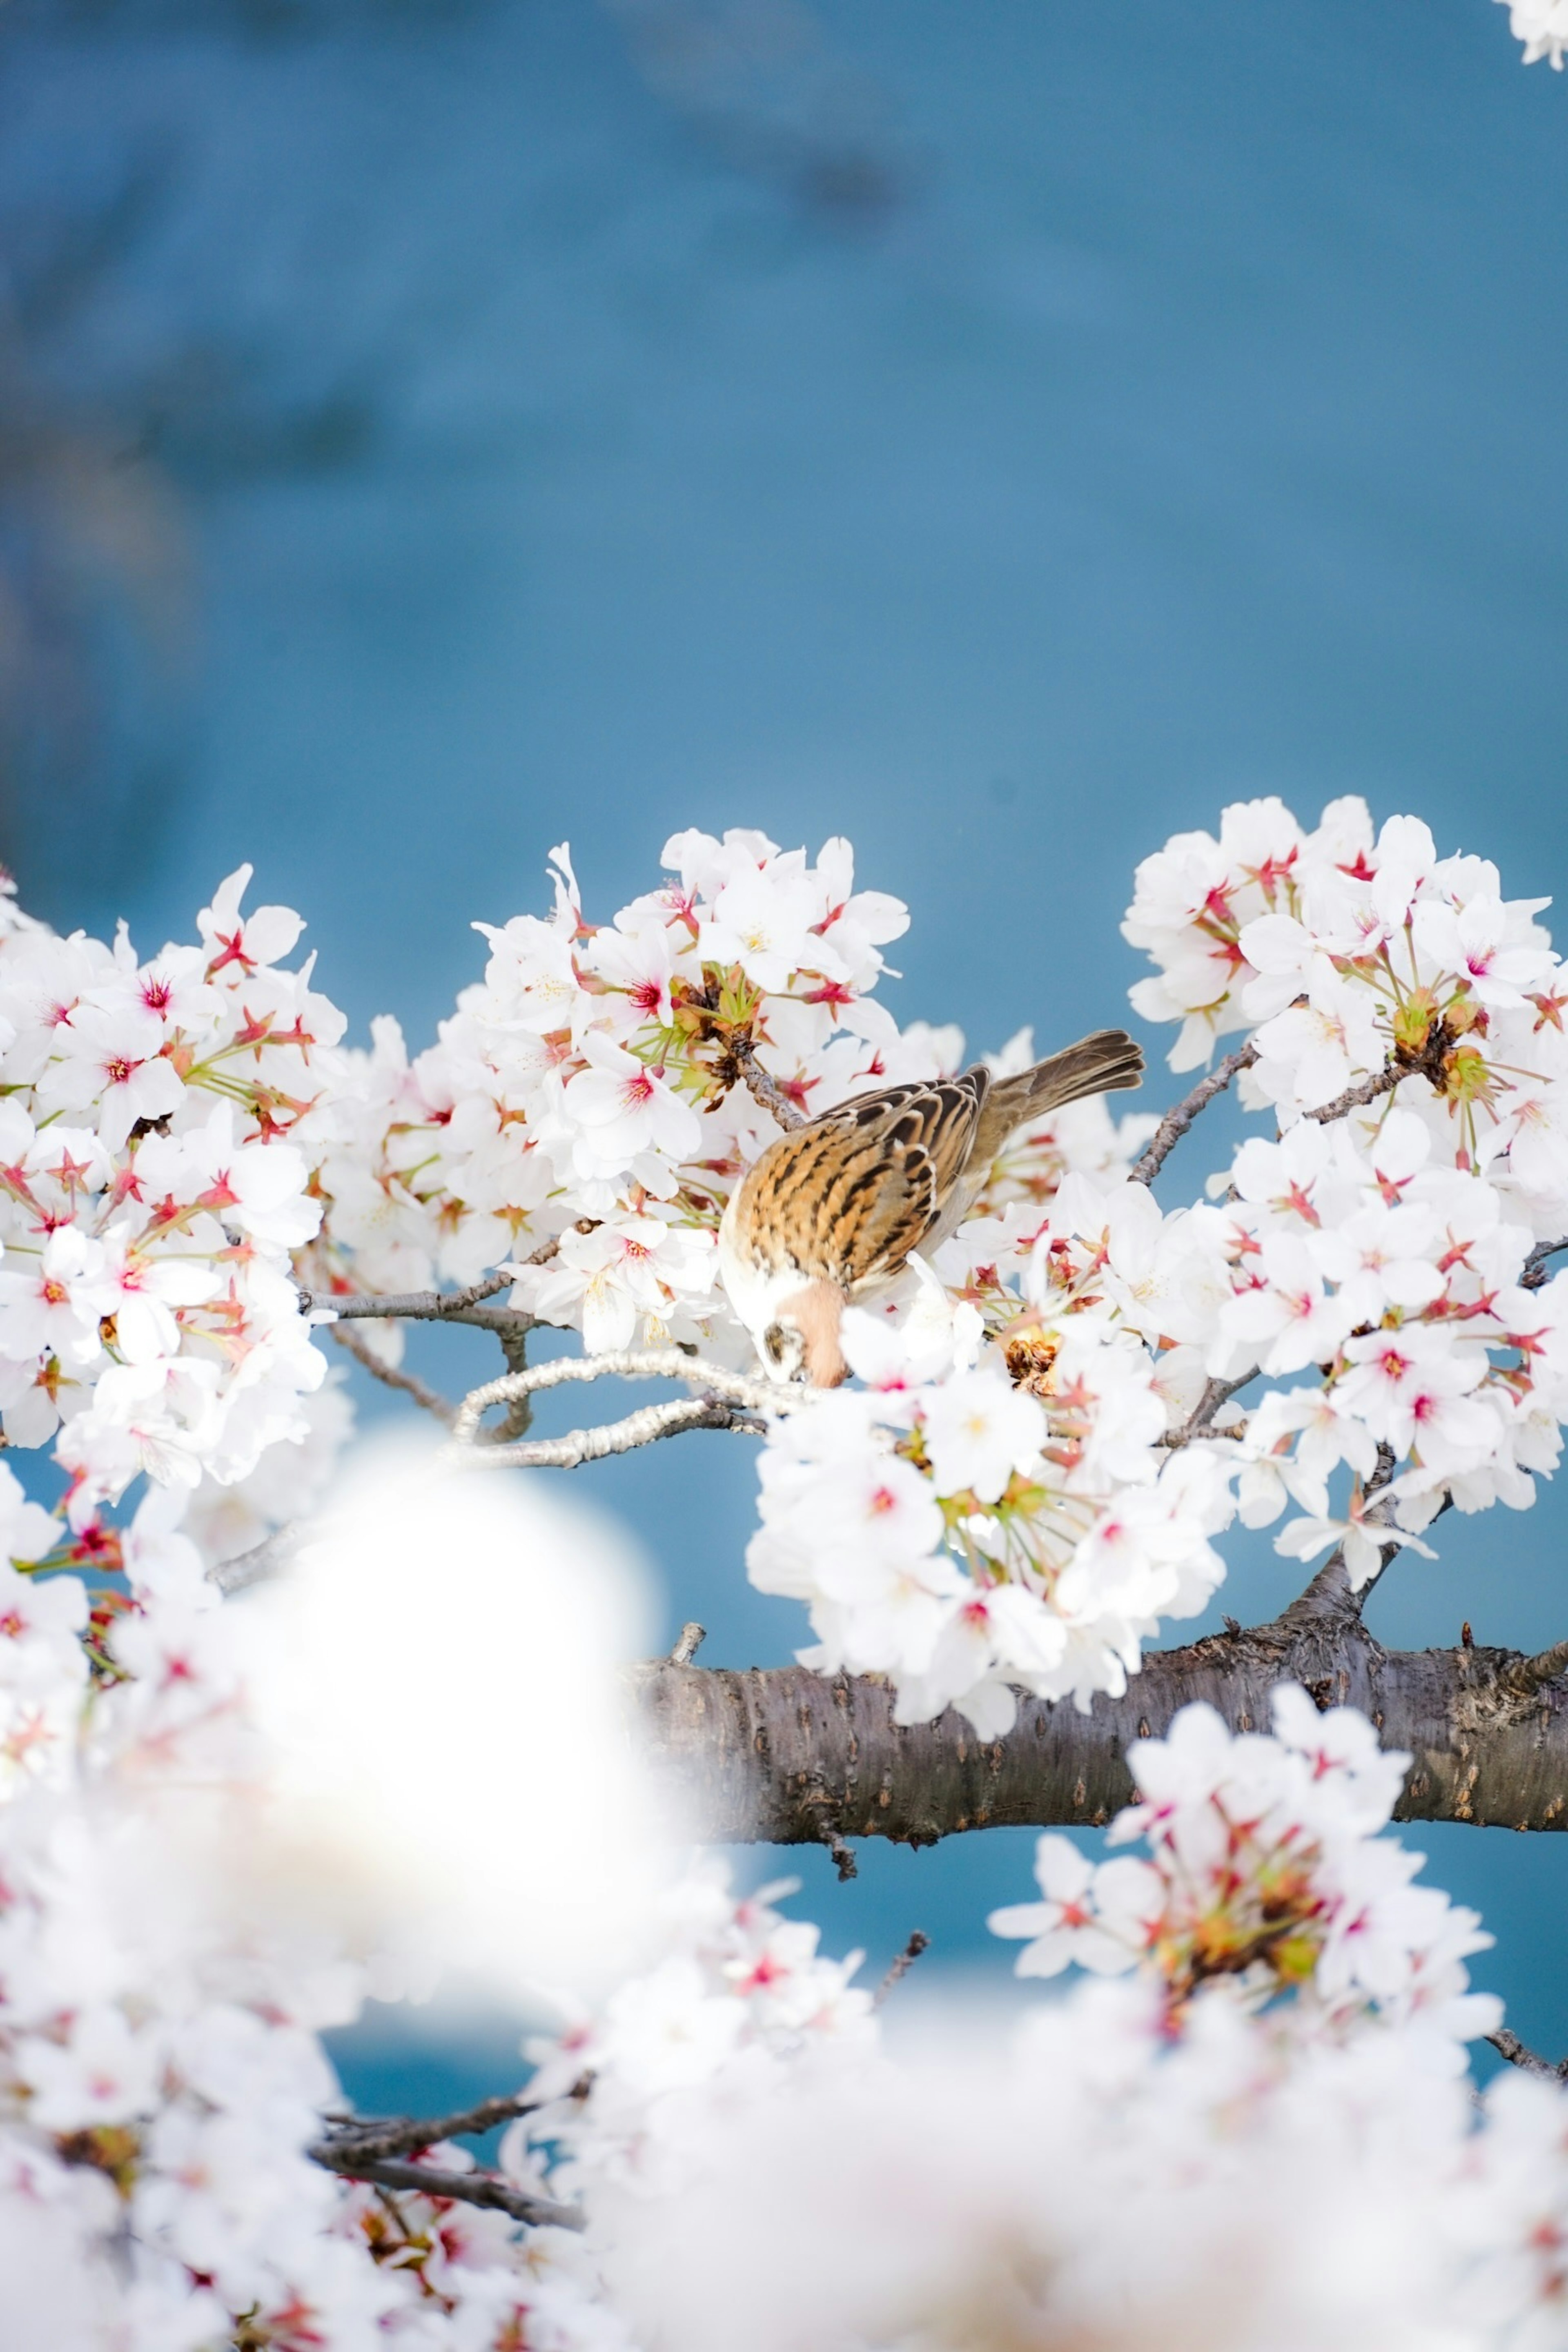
top-left (719, 1029), bottom-right (1144, 1387)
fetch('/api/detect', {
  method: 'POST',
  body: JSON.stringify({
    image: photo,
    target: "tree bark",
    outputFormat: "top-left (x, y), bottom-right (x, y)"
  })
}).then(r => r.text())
top-left (633, 1580), bottom-right (1568, 1845)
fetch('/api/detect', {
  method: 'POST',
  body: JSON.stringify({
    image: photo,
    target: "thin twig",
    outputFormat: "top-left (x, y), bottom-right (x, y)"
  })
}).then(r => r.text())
top-left (1523, 1236), bottom-right (1568, 1291)
top-left (310, 2146), bottom-right (583, 2230)
top-left (327, 1320), bottom-right (457, 1426)
top-left (1486, 2027), bottom-right (1568, 2082)
top-left (1129, 1044), bottom-right (1258, 1186)
top-left (1132, 1029), bottom-right (1459, 1192)
top-left (873, 1931), bottom-right (930, 2007)
top-left (732, 1036), bottom-right (807, 1130)
top-left (670, 1621), bottom-right (707, 1664)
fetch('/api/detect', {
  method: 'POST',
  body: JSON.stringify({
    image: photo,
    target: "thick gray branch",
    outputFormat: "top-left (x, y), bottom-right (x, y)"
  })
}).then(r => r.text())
top-left (635, 1602), bottom-right (1568, 1844)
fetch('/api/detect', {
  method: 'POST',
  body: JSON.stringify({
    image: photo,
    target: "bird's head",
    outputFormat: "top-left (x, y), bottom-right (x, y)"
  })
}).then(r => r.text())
top-left (760, 1279), bottom-right (849, 1389)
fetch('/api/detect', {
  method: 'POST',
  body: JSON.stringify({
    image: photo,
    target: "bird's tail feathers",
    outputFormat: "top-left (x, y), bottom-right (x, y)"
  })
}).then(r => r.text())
top-left (978, 1029), bottom-right (1143, 1156)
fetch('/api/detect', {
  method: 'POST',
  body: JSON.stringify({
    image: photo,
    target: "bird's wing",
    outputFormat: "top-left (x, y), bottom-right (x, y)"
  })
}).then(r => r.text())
top-left (732, 1071), bottom-right (991, 1294)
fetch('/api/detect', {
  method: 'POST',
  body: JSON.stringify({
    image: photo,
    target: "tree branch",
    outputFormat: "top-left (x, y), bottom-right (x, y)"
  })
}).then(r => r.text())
top-left (873, 1930), bottom-right (930, 2006)
top-left (1129, 1045), bottom-right (1258, 1186)
top-left (327, 1319), bottom-right (457, 1426)
top-left (444, 1347), bottom-right (801, 1470)
top-left (298, 1250), bottom-right (555, 1336)
top-left (309, 2143), bottom-right (583, 2230)
top-left (206, 1522), bottom-right (302, 1597)
top-left (483, 1319), bottom-right (536, 1447)
top-left (1132, 1032), bottom-right (1458, 1194)
top-left (1486, 2027), bottom-right (1568, 2082)
top-left (1523, 1236), bottom-right (1568, 1292)
top-left (732, 1035), bottom-right (808, 1130)
top-left (1301, 1062), bottom-right (1404, 1125)
top-left (315, 2090), bottom-right (552, 2164)
top-left (633, 1600), bottom-right (1568, 1844)
top-left (1160, 1368), bottom-right (1259, 1448)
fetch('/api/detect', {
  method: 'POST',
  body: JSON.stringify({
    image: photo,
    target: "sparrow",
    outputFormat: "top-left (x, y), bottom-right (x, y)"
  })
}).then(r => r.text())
top-left (718, 1028), bottom-right (1144, 1387)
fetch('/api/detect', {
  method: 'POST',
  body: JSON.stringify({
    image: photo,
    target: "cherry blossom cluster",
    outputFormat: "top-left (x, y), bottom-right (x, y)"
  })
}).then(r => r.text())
top-left (748, 1302), bottom-right (1235, 1731)
top-left (303, 832), bottom-right (918, 1350)
top-left (514, 1860), bottom-right (875, 2210)
top-left (0, 1503), bottom-right (409, 2348)
top-left (991, 1689), bottom-right (1498, 2058)
top-left (0, 1475), bottom-right (659, 2351)
top-left (0, 865), bottom-right (340, 1521)
top-left (1124, 797), bottom-right (1568, 1206)
top-left (0, 806), bottom-right (1564, 2343)
top-left (1499, 0), bottom-right (1568, 66)
top-left (564, 1704), bottom-right (1568, 2352)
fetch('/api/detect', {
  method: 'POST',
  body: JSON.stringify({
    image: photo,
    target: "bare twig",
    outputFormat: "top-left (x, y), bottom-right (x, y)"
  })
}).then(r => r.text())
top-left (310, 2145), bottom-right (583, 2230)
top-left (206, 1522), bottom-right (302, 1597)
top-left (445, 1347), bottom-right (799, 1470)
top-left (1132, 1026), bottom-right (1463, 1193)
top-left (873, 1930), bottom-right (930, 2007)
top-left (670, 1621), bottom-right (707, 1664)
top-left (1486, 2027), bottom-right (1568, 2082)
top-left (299, 1246), bottom-right (558, 1336)
top-left (1129, 1045), bottom-right (1258, 1187)
top-left (483, 1321), bottom-right (535, 1447)
top-left (732, 1035), bottom-right (807, 1130)
top-left (1523, 1236), bottom-right (1568, 1291)
top-left (1160, 1368), bottom-right (1259, 1449)
top-left (303, 1270), bottom-right (512, 1319)
top-left (316, 2091), bottom-right (547, 2164)
top-left (1301, 1062), bottom-right (1403, 1126)
top-left (327, 1320), bottom-right (457, 1426)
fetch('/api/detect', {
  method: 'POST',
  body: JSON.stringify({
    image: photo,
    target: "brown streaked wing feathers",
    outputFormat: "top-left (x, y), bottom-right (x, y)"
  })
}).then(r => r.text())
top-left (734, 1071), bottom-right (991, 1292)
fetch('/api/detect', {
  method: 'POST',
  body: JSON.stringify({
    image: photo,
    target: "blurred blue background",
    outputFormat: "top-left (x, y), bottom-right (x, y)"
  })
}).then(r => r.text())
top-left (3, 0), bottom-right (1567, 2105)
